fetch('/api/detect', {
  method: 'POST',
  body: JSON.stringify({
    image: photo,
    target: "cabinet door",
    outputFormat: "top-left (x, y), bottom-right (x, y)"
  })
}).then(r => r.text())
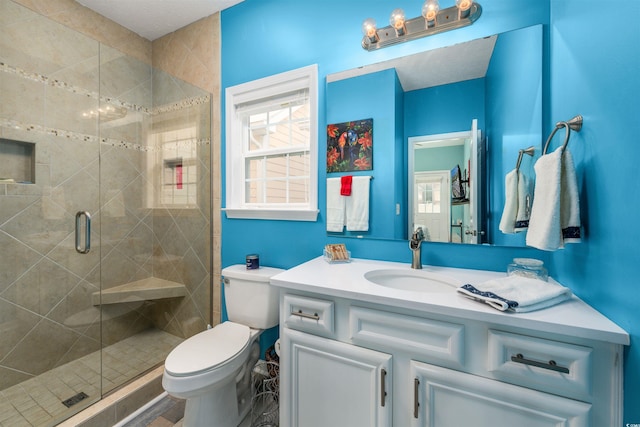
top-left (281, 328), bottom-right (392, 427)
top-left (410, 361), bottom-right (591, 427)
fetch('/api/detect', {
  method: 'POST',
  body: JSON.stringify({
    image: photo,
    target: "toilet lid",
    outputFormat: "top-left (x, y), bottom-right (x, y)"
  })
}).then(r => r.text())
top-left (165, 322), bottom-right (251, 377)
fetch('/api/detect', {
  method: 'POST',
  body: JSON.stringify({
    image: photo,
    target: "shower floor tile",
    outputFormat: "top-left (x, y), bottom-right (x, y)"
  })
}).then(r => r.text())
top-left (0, 328), bottom-right (183, 427)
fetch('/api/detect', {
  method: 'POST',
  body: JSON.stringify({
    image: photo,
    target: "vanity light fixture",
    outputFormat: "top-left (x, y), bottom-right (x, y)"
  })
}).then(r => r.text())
top-left (361, 0), bottom-right (482, 51)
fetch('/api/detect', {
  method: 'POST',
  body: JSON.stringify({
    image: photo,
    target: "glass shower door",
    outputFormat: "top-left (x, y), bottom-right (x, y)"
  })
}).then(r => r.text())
top-left (1, 2), bottom-right (212, 424)
top-left (0, 0), bottom-right (103, 423)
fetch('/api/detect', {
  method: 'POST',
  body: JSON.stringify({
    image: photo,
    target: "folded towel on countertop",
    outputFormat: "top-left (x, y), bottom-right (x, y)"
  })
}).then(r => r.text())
top-left (457, 275), bottom-right (572, 312)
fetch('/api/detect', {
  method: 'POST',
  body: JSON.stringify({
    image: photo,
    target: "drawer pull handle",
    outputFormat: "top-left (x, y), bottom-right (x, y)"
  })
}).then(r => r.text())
top-left (380, 368), bottom-right (387, 407)
top-left (413, 378), bottom-right (420, 419)
top-left (511, 353), bottom-right (570, 374)
top-left (291, 310), bottom-right (320, 321)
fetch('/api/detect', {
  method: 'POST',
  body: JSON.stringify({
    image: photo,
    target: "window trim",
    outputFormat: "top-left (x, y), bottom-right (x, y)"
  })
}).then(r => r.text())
top-left (224, 64), bottom-right (319, 221)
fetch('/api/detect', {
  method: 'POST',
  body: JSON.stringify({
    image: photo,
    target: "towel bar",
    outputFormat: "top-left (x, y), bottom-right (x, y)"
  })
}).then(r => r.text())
top-left (542, 115), bottom-right (583, 155)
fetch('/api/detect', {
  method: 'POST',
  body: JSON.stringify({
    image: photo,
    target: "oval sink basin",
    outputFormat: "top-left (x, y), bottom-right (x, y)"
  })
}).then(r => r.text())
top-left (364, 269), bottom-right (458, 293)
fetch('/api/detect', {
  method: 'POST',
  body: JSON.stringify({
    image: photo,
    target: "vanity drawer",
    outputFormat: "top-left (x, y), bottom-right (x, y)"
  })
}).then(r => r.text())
top-left (283, 294), bottom-right (335, 337)
top-left (487, 330), bottom-right (593, 400)
top-left (349, 306), bottom-right (465, 368)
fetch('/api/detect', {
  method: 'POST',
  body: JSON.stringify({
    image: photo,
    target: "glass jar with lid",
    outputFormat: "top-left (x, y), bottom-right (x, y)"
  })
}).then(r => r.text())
top-left (507, 258), bottom-right (548, 281)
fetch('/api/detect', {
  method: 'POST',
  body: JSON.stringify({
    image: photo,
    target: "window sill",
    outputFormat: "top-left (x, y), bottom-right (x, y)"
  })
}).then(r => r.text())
top-left (223, 208), bottom-right (319, 222)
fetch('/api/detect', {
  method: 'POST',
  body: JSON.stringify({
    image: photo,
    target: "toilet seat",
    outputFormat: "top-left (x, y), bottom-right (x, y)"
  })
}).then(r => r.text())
top-left (165, 322), bottom-right (250, 377)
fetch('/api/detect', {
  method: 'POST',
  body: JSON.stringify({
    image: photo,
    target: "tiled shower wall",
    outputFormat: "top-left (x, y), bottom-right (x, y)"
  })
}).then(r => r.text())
top-left (11, 0), bottom-right (222, 324)
top-left (152, 14), bottom-right (222, 322)
top-left (0, 0), bottom-right (215, 394)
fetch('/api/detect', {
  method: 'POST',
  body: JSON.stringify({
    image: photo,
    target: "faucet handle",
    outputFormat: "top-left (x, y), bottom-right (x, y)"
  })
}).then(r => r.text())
top-left (410, 227), bottom-right (424, 251)
top-left (412, 227), bottom-right (424, 241)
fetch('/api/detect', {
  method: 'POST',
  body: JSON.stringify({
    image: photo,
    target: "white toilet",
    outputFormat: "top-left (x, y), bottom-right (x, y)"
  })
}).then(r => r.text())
top-left (162, 264), bottom-right (283, 427)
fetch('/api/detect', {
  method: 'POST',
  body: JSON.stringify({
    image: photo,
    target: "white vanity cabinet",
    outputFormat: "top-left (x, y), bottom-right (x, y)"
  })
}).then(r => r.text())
top-left (282, 328), bottom-right (392, 427)
top-left (280, 293), bottom-right (391, 427)
top-left (410, 361), bottom-right (591, 427)
top-left (272, 257), bottom-right (629, 427)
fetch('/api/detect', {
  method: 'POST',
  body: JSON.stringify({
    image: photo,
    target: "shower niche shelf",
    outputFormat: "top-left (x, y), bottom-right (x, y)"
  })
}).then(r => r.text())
top-left (0, 138), bottom-right (36, 184)
top-left (92, 277), bottom-right (187, 305)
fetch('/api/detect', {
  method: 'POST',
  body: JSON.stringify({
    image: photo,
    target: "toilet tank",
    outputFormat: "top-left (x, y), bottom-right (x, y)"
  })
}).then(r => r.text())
top-left (221, 265), bottom-right (284, 329)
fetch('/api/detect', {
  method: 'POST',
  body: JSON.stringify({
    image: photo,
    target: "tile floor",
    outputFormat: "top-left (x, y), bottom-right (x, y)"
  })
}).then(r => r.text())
top-left (0, 329), bottom-right (183, 427)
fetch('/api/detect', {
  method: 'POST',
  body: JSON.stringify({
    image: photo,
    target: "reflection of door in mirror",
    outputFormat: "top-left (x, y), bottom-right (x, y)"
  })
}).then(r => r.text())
top-left (409, 119), bottom-right (483, 244)
top-left (414, 171), bottom-right (450, 242)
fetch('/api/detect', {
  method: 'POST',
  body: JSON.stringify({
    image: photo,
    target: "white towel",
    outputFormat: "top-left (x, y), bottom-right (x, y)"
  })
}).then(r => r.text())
top-left (515, 172), bottom-right (532, 232)
top-left (499, 169), bottom-right (518, 234)
top-left (499, 170), bottom-right (532, 234)
top-left (560, 149), bottom-right (581, 243)
top-left (457, 275), bottom-right (572, 312)
top-left (345, 176), bottom-right (370, 231)
top-left (326, 178), bottom-right (345, 232)
top-left (526, 147), bottom-right (581, 250)
top-left (526, 147), bottom-right (563, 250)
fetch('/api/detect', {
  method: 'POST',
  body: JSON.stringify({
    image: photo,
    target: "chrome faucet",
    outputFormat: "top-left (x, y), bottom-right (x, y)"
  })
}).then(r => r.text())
top-left (409, 227), bottom-right (425, 269)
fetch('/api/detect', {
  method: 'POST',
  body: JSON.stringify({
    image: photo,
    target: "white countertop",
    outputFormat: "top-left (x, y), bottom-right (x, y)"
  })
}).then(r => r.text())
top-left (270, 256), bottom-right (629, 345)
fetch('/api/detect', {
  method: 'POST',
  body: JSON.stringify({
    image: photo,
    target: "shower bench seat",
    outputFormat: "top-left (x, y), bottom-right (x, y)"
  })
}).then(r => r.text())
top-left (91, 277), bottom-right (187, 305)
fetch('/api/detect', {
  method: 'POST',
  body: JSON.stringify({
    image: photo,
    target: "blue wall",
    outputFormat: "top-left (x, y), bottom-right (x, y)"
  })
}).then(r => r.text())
top-left (326, 69), bottom-right (403, 240)
top-left (221, 0), bottom-right (638, 421)
top-left (547, 0), bottom-right (640, 422)
top-left (405, 78), bottom-right (486, 138)
top-left (486, 24), bottom-right (543, 247)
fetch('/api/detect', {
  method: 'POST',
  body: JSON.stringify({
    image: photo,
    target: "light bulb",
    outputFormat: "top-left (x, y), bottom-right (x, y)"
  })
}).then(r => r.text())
top-left (389, 8), bottom-right (406, 36)
top-left (362, 18), bottom-right (378, 40)
top-left (422, 0), bottom-right (439, 24)
top-left (456, 0), bottom-right (473, 18)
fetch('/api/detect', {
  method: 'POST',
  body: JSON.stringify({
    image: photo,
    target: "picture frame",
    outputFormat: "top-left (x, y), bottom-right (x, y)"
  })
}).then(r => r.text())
top-left (326, 118), bottom-right (373, 172)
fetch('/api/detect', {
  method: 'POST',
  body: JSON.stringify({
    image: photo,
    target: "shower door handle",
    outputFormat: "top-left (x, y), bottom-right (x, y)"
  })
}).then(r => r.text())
top-left (75, 211), bottom-right (91, 254)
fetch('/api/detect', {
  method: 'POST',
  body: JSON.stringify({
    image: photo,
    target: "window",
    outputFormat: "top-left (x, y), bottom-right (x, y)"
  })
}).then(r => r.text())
top-left (224, 65), bottom-right (318, 221)
top-left (147, 123), bottom-right (200, 209)
top-left (158, 126), bottom-right (198, 207)
top-left (417, 181), bottom-right (441, 214)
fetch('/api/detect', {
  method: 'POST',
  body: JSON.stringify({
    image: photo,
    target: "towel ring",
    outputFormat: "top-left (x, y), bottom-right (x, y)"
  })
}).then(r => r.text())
top-left (542, 115), bottom-right (583, 155)
top-left (516, 146), bottom-right (535, 171)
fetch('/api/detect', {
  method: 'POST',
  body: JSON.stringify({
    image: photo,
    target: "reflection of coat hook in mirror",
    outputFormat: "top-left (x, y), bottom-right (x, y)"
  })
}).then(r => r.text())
top-left (515, 146), bottom-right (535, 171)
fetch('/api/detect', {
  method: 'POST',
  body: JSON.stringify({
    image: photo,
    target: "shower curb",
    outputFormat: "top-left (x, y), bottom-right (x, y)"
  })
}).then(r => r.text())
top-left (56, 365), bottom-right (165, 427)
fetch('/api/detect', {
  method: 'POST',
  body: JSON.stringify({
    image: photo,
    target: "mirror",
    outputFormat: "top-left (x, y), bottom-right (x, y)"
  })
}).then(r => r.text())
top-left (326, 24), bottom-right (542, 246)
top-left (409, 120), bottom-right (483, 244)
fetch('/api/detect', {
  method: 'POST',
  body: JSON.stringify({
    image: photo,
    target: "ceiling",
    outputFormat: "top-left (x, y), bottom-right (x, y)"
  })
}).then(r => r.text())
top-left (77, 0), bottom-right (244, 41)
top-left (76, 0), bottom-right (495, 91)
